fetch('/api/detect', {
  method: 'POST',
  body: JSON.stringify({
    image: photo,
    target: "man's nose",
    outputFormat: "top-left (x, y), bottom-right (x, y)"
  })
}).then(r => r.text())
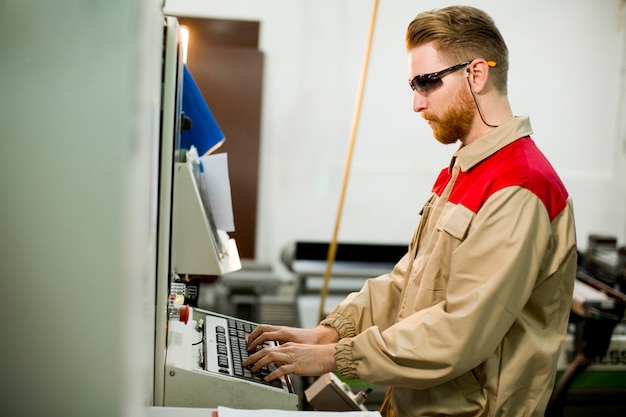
top-left (412, 92), bottom-right (428, 113)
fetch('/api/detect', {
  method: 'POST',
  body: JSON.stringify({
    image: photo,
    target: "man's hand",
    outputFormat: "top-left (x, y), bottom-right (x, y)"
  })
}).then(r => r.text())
top-left (246, 324), bottom-right (338, 352)
top-left (242, 342), bottom-right (337, 381)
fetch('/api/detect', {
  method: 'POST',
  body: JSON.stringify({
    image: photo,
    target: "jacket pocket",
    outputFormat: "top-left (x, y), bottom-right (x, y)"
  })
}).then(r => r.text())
top-left (436, 202), bottom-right (475, 241)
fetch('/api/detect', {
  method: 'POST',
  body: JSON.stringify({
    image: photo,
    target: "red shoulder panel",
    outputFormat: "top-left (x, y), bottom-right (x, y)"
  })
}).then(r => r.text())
top-left (432, 138), bottom-right (569, 221)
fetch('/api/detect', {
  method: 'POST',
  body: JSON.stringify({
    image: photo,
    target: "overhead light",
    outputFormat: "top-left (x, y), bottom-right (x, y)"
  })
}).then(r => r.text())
top-left (180, 25), bottom-right (189, 64)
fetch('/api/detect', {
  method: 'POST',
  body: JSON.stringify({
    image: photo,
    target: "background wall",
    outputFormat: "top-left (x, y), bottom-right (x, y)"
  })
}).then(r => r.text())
top-left (165, 0), bottom-right (626, 274)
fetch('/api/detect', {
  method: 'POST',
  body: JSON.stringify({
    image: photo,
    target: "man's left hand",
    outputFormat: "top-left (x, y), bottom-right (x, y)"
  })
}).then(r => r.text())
top-left (242, 342), bottom-right (337, 382)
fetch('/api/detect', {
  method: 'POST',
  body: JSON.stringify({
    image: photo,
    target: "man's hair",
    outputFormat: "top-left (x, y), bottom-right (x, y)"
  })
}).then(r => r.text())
top-left (406, 6), bottom-right (509, 94)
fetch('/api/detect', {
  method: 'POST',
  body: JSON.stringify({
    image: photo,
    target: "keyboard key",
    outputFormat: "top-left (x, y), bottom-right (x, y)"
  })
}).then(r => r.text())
top-left (217, 355), bottom-right (229, 368)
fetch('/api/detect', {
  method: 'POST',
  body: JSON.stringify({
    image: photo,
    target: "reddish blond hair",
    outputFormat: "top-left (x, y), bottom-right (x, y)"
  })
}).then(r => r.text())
top-left (406, 6), bottom-right (509, 94)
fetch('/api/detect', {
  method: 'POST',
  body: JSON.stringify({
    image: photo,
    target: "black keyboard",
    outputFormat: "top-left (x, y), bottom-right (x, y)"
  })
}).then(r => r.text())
top-left (203, 312), bottom-right (290, 391)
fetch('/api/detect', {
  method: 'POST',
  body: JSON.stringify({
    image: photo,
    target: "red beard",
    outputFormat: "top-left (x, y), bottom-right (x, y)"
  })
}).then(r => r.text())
top-left (422, 85), bottom-right (475, 145)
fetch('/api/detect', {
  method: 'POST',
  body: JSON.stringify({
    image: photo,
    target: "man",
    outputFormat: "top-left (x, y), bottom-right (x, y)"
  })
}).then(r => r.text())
top-left (244, 6), bottom-right (577, 416)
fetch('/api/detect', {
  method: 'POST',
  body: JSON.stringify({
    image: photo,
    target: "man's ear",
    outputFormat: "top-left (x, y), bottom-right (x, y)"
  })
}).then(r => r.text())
top-left (465, 59), bottom-right (491, 94)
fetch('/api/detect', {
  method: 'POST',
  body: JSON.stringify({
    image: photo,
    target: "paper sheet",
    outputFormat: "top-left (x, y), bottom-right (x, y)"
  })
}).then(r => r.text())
top-left (199, 153), bottom-right (235, 232)
top-left (216, 407), bottom-right (381, 417)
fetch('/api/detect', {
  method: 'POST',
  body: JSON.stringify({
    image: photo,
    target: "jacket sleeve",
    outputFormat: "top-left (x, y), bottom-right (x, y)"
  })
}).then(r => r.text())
top-left (319, 248), bottom-right (412, 339)
top-left (334, 187), bottom-right (565, 388)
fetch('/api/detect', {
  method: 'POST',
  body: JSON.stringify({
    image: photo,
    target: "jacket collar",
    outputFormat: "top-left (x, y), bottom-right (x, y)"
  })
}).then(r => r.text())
top-left (452, 116), bottom-right (533, 172)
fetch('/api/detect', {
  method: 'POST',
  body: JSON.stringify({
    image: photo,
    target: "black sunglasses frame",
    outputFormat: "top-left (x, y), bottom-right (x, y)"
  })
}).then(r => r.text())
top-left (409, 60), bottom-right (472, 95)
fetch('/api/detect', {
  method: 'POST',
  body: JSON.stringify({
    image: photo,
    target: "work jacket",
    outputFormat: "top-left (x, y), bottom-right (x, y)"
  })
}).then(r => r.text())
top-left (320, 117), bottom-right (577, 417)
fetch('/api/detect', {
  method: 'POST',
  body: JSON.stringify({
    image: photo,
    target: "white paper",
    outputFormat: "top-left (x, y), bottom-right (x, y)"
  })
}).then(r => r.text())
top-left (216, 407), bottom-right (381, 417)
top-left (199, 153), bottom-right (235, 232)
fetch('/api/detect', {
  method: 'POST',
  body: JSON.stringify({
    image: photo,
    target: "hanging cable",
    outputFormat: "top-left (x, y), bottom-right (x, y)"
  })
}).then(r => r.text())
top-left (466, 61), bottom-right (500, 128)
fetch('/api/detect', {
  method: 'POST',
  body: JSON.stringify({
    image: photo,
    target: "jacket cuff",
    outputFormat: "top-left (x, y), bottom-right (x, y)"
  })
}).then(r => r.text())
top-left (319, 313), bottom-right (357, 339)
top-left (335, 338), bottom-right (359, 380)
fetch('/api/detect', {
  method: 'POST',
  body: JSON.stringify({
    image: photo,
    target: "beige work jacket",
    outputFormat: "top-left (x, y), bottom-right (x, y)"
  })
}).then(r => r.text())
top-left (320, 117), bottom-right (577, 416)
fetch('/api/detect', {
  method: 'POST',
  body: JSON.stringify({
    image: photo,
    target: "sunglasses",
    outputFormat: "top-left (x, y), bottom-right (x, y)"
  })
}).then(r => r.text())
top-left (408, 60), bottom-right (472, 95)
